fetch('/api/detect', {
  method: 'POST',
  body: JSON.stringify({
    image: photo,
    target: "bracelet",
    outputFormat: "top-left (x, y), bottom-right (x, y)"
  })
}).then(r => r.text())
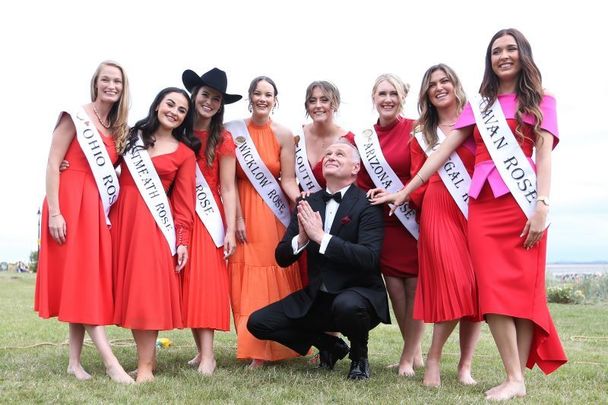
top-left (237, 217), bottom-right (245, 221)
top-left (416, 173), bottom-right (426, 184)
top-left (50, 213), bottom-right (62, 218)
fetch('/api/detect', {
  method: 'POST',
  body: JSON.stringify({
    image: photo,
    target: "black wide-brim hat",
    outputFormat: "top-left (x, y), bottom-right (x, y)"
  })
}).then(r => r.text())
top-left (182, 67), bottom-right (242, 104)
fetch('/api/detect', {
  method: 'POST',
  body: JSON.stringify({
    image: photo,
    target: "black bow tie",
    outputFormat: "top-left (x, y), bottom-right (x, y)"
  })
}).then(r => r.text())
top-left (322, 191), bottom-right (342, 203)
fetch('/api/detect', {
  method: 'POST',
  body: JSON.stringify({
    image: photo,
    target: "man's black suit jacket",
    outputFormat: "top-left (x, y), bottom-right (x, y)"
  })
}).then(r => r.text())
top-left (275, 184), bottom-right (390, 324)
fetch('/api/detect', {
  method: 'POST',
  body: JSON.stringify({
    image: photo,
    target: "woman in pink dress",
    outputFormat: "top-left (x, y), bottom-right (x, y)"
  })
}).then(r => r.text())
top-left (35, 61), bottom-right (133, 384)
top-left (409, 64), bottom-right (481, 387)
top-left (370, 29), bottom-right (567, 401)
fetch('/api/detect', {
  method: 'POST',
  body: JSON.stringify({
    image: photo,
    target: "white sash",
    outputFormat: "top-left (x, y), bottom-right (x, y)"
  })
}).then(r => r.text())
top-left (224, 120), bottom-right (291, 228)
top-left (294, 127), bottom-right (322, 192)
top-left (415, 127), bottom-right (471, 218)
top-left (194, 165), bottom-right (225, 248)
top-left (354, 128), bottom-right (419, 239)
top-left (470, 95), bottom-right (544, 222)
top-left (68, 106), bottom-right (119, 226)
top-left (123, 135), bottom-right (176, 255)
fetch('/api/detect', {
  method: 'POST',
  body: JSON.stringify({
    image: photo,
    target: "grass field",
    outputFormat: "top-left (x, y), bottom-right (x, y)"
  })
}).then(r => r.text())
top-left (1, 272), bottom-right (606, 404)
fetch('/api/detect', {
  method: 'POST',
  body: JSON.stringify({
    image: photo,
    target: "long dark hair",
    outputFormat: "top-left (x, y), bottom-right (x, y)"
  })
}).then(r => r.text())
top-left (125, 87), bottom-right (201, 154)
top-left (191, 85), bottom-right (225, 166)
top-left (417, 64), bottom-right (466, 148)
top-left (479, 28), bottom-right (544, 141)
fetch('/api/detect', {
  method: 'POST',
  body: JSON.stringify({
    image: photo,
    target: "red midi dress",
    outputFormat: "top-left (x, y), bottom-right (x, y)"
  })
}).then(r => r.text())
top-left (111, 142), bottom-right (196, 331)
top-left (181, 130), bottom-right (234, 331)
top-left (35, 123), bottom-right (118, 324)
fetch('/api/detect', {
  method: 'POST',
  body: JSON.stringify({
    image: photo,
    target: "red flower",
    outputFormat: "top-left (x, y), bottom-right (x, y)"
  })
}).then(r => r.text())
top-left (340, 215), bottom-right (351, 225)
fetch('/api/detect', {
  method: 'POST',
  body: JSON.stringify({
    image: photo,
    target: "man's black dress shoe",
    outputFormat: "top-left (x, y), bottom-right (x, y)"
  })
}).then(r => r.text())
top-left (318, 338), bottom-right (350, 370)
top-left (347, 358), bottom-right (370, 380)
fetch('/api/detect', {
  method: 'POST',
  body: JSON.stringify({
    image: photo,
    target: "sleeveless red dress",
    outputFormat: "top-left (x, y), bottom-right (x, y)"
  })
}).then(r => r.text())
top-left (35, 123), bottom-right (118, 324)
top-left (410, 133), bottom-right (480, 322)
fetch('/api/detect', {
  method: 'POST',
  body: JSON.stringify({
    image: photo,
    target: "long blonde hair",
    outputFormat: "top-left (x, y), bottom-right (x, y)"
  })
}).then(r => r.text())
top-left (417, 64), bottom-right (466, 148)
top-left (90, 60), bottom-right (130, 153)
top-left (371, 73), bottom-right (410, 116)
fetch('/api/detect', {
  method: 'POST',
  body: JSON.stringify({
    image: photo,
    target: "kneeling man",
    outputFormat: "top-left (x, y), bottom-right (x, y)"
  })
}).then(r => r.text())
top-left (248, 140), bottom-right (390, 380)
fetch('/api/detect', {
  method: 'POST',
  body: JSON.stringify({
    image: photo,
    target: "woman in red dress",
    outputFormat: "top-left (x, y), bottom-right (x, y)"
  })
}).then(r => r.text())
top-left (35, 61), bottom-right (133, 384)
top-left (409, 64), bottom-right (481, 387)
top-left (111, 87), bottom-right (199, 383)
top-left (371, 29), bottom-right (567, 400)
top-left (345, 74), bottom-right (424, 376)
top-left (180, 68), bottom-right (241, 375)
top-left (295, 81), bottom-right (353, 288)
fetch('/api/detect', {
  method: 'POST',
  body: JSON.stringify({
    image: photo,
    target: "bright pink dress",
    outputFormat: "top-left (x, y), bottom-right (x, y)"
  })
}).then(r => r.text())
top-left (455, 93), bottom-right (567, 374)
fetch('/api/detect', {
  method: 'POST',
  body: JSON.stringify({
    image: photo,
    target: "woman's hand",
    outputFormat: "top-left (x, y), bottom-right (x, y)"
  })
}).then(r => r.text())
top-left (521, 204), bottom-right (549, 249)
top-left (236, 217), bottom-right (247, 243)
top-left (59, 160), bottom-right (70, 172)
top-left (367, 188), bottom-right (410, 215)
top-left (224, 231), bottom-right (237, 259)
top-left (48, 213), bottom-right (67, 244)
top-left (176, 245), bottom-right (188, 272)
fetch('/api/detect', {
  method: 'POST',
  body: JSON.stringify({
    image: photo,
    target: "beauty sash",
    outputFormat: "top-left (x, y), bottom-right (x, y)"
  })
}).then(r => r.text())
top-left (67, 106), bottom-right (119, 225)
top-left (293, 127), bottom-right (322, 192)
top-left (123, 134), bottom-right (176, 254)
top-left (354, 128), bottom-right (419, 239)
top-left (414, 127), bottom-right (471, 218)
top-left (470, 95), bottom-right (545, 222)
top-left (224, 120), bottom-right (291, 227)
top-left (194, 165), bottom-right (225, 247)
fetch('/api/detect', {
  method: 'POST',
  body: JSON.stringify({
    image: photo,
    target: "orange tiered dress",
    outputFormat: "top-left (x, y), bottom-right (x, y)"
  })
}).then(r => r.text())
top-left (111, 142), bottom-right (196, 331)
top-left (228, 120), bottom-right (303, 361)
top-left (35, 122), bottom-right (117, 324)
top-left (182, 130), bottom-right (234, 331)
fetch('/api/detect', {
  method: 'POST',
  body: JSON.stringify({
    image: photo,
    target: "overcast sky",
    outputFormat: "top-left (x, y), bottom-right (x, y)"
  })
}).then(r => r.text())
top-left (0, 0), bottom-right (606, 263)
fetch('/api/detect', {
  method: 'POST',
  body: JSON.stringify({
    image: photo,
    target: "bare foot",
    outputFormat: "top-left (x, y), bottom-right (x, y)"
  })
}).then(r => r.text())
top-left (106, 364), bottom-right (135, 384)
top-left (414, 355), bottom-right (425, 369)
top-left (485, 381), bottom-right (506, 396)
top-left (457, 366), bottom-right (477, 385)
top-left (485, 380), bottom-right (526, 401)
top-left (423, 359), bottom-right (440, 387)
top-left (398, 362), bottom-right (415, 377)
top-left (247, 359), bottom-right (265, 369)
top-left (67, 364), bottom-right (92, 381)
top-left (135, 370), bottom-right (155, 384)
top-left (197, 357), bottom-right (217, 376)
top-left (188, 353), bottom-right (201, 367)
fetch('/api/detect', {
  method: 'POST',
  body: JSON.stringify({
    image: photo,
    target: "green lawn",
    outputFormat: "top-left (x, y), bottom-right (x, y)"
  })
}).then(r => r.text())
top-left (1, 273), bottom-right (606, 404)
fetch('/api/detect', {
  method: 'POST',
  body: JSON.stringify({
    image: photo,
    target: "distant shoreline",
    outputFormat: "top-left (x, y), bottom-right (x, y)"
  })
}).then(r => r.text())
top-left (547, 263), bottom-right (608, 275)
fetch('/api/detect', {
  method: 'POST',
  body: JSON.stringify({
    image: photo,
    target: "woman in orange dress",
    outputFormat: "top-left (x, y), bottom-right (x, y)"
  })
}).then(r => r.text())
top-left (371, 29), bottom-right (567, 401)
top-left (111, 87), bottom-right (199, 382)
top-left (35, 61), bottom-right (133, 384)
top-left (227, 76), bottom-right (303, 368)
top-left (181, 67), bottom-right (241, 375)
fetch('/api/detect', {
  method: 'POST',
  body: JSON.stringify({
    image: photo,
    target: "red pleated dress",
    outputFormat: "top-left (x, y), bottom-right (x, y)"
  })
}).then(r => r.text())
top-left (345, 118), bottom-right (419, 278)
top-left (182, 130), bottom-right (234, 331)
top-left (35, 122), bottom-right (117, 324)
top-left (455, 94), bottom-right (567, 374)
top-left (111, 142), bottom-right (196, 331)
top-left (410, 133), bottom-right (480, 323)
